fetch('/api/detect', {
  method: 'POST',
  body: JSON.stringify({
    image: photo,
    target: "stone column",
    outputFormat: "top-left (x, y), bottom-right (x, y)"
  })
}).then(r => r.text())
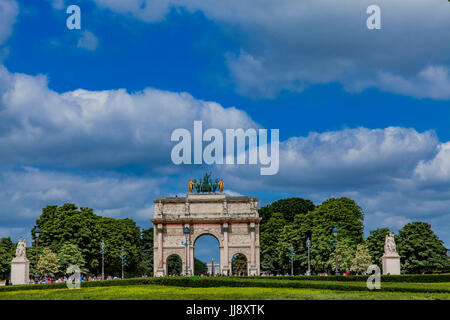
top-left (249, 222), bottom-right (257, 276)
top-left (184, 224), bottom-right (191, 275)
top-left (223, 223), bottom-right (229, 275)
top-left (155, 224), bottom-right (164, 277)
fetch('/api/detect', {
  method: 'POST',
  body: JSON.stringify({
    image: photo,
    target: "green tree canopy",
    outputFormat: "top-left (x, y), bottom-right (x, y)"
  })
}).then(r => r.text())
top-left (310, 197), bottom-right (364, 273)
top-left (277, 213), bottom-right (312, 274)
top-left (0, 237), bottom-right (13, 279)
top-left (259, 197), bottom-right (315, 224)
top-left (167, 255), bottom-right (182, 275)
top-left (351, 243), bottom-right (372, 274)
top-left (232, 254), bottom-right (248, 275)
top-left (137, 227), bottom-right (154, 276)
top-left (194, 258), bottom-right (208, 276)
top-left (57, 243), bottom-right (87, 277)
top-left (33, 204), bottom-right (141, 277)
top-left (397, 222), bottom-right (449, 274)
top-left (260, 213), bottom-right (286, 273)
top-left (366, 228), bottom-right (390, 267)
top-left (38, 247), bottom-right (59, 279)
top-left (326, 239), bottom-right (356, 273)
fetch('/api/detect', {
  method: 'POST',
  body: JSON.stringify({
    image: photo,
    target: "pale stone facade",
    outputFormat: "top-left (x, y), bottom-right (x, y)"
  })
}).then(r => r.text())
top-left (152, 193), bottom-right (261, 276)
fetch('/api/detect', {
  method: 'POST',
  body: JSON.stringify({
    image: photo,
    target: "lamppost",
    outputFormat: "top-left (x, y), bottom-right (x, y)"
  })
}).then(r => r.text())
top-left (288, 245), bottom-right (294, 276)
top-left (100, 240), bottom-right (105, 280)
top-left (211, 257), bottom-right (215, 276)
top-left (120, 248), bottom-right (126, 279)
top-left (331, 226), bottom-right (339, 275)
top-left (306, 238), bottom-right (311, 276)
top-left (34, 227), bottom-right (40, 284)
top-left (181, 227), bottom-right (192, 276)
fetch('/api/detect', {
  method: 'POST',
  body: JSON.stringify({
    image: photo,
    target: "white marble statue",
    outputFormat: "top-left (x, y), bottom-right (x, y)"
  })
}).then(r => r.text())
top-left (15, 237), bottom-right (26, 258)
top-left (384, 232), bottom-right (397, 255)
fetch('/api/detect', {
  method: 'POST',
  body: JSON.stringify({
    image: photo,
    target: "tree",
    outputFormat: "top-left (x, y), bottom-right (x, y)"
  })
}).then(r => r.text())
top-left (277, 213), bottom-right (312, 274)
top-left (232, 254), bottom-right (248, 275)
top-left (397, 222), bottom-right (449, 274)
top-left (0, 238), bottom-right (13, 279)
top-left (57, 243), bottom-right (87, 277)
top-left (309, 198), bottom-right (364, 273)
top-left (260, 213), bottom-right (286, 273)
top-left (38, 247), bottom-right (59, 279)
top-left (351, 244), bottom-right (372, 274)
top-left (33, 204), bottom-right (141, 277)
top-left (194, 258), bottom-right (208, 275)
top-left (137, 227), bottom-right (154, 276)
top-left (98, 217), bottom-right (141, 277)
top-left (326, 239), bottom-right (355, 273)
top-left (167, 255), bottom-right (182, 275)
top-left (366, 228), bottom-right (390, 267)
top-left (259, 197), bottom-right (315, 224)
top-left (34, 204), bottom-right (102, 274)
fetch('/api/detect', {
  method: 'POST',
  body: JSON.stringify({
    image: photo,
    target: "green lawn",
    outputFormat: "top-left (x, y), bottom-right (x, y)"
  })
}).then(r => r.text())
top-left (0, 278), bottom-right (449, 300)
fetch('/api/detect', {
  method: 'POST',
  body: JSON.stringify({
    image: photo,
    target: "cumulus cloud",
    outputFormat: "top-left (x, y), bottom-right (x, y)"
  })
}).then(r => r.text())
top-left (218, 126), bottom-right (450, 244)
top-left (0, 0), bottom-right (18, 45)
top-left (90, 0), bottom-right (450, 99)
top-left (221, 126), bottom-right (439, 191)
top-left (0, 65), bottom-right (256, 170)
top-left (375, 66), bottom-right (450, 100)
top-left (0, 166), bottom-right (167, 242)
top-left (0, 65), bottom-right (449, 245)
top-left (77, 30), bottom-right (99, 51)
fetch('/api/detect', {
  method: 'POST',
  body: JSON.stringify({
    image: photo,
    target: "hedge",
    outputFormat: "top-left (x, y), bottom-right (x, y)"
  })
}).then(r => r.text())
top-left (0, 275), bottom-right (449, 294)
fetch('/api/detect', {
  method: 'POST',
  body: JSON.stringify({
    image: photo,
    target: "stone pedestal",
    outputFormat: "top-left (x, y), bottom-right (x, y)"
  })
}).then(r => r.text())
top-left (155, 267), bottom-right (165, 277)
top-left (11, 257), bottom-right (30, 285)
top-left (382, 253), bottom-right (401, 275)
top-left (249, 265), bottom-right (258, 276)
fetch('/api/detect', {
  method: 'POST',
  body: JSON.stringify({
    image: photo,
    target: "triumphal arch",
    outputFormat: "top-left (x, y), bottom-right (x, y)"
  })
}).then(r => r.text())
top-left (152, 176), bottom-right (261, 276)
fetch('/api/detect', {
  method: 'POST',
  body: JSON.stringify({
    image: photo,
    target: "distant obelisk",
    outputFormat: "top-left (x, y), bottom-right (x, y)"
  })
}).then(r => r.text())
top-left (381, 232), bottom-right (401, 275)
top-left (11, 238), bottom-right (30, 285)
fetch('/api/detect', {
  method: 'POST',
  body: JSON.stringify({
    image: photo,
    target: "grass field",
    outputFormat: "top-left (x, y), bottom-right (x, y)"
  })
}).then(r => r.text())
top-left (0, 276), bottom-right (449, 300)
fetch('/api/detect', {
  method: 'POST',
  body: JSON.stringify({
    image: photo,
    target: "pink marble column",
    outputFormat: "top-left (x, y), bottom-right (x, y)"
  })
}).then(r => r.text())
top-left (223, 223), bottom-right (229, 273)
top-left (250, 222), bottom-right (256, 266)
top-left (157, 224), bottom-right (163, 267)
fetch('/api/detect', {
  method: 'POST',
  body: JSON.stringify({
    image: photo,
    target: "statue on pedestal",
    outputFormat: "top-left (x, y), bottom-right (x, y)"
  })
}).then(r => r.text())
top-left (382, 232), bottom-right (401, 275)
top-left (11, 237), bottom-right (30, 284)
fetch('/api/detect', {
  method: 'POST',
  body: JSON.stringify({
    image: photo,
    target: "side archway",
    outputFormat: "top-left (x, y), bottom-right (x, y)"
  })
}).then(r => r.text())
top-left (166, 254), bottom-right (182, 276)
top-left (231, 253), bottom-right (248, 276)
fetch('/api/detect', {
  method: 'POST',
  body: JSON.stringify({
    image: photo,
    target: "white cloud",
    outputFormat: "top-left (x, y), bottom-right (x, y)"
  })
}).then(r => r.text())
top-left (236, 126), bottom-right (439, 191)
top-left (77, 30), bottom-right (99, 51)
top-left (375, 66), bottom-right (450, 100)
top-left (0, 0), bottom-right (18, 45)
top-left (90, 0), bottom-right (450, 99)
top-left (414, 142), bottom-right (450, 183)
top-left (0, 65), bottom-right (256, 170)
top-left (48, 0), bottom-right (65, 10)
top-left (0, 166), bottom-right (164, 223)
top-left (0, 65), bottom-right (449, 245)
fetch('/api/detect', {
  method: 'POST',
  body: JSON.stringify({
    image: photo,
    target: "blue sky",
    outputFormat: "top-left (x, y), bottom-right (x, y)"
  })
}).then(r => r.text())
top-left (0, 0), bottom-right (449, 263)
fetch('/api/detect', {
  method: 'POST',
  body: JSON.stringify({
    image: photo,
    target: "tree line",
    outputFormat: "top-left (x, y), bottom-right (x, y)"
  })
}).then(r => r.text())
top-left (259, 197), bottom-right (449, 275)
top-left (0, 197), bottom-right (449, 280)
